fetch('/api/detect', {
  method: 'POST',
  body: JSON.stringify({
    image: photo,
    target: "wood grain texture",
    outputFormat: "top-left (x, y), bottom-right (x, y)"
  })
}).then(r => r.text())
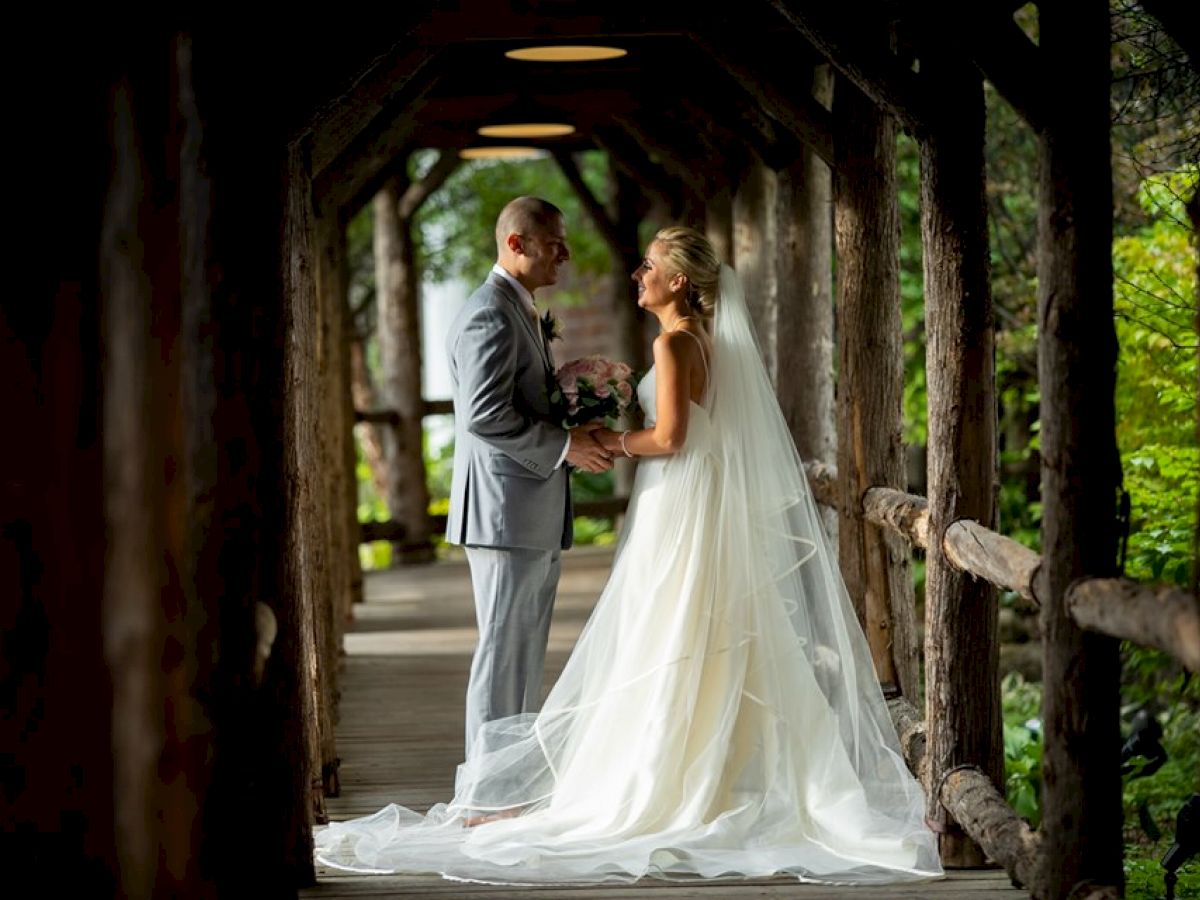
top-left (1067, 578), bottom-right (1200, 671)
top-left (1034, 3), bottom-right (1124, 895)
top-left (918, 52), bottom-right (1001, 867)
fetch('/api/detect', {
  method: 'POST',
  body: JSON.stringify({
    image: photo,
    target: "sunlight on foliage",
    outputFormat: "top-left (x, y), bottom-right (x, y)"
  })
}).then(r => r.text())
top-left (1113, 167), bottom-right (1198, 587)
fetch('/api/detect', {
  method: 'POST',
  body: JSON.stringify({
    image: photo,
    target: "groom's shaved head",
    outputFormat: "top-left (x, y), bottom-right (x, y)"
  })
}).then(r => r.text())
top-left (495, 196), bottom-right (564, 251)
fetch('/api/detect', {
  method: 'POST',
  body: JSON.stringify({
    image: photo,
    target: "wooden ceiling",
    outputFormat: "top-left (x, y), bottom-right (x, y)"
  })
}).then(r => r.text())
top-left (293, 0), bottom-right (1195, 212)
top-left (300, 1), bottom-right (833, 210)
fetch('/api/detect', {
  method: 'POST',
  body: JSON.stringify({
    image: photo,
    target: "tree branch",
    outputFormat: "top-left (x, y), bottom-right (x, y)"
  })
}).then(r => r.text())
top-left (553, 151), bottom-right (624, 261)
top-left (397, 150), bottom-right (462, 220)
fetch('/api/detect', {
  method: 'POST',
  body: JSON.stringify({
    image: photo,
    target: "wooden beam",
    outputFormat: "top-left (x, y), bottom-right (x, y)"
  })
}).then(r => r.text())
top-left (307, 23), bottom-right (439, 177)
top-left (419, 1), bottom-right (689, 42)
top-left (312, 62), bottom-right (444, 214)
top-left (681, 90), bottom-right (796, 173)
top-left (612, 115), bottom-right (712, 199)
top-left (770, 0), bottom-right (928, 133)
top-left (913, 2), bottom-right (1048, 133)
top-left (590, 126), bottom-right (681, 217)
top-left (687, 31), bottom-right (835, 165)
top-left (1138, 0), bottom-right (1200, 72)
top-left (1067, 578), bottom-right (1200, 672)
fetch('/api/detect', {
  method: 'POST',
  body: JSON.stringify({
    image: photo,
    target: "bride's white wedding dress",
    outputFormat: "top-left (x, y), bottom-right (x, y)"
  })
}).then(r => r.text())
top-left (314, 267), bottom-right (943, 885)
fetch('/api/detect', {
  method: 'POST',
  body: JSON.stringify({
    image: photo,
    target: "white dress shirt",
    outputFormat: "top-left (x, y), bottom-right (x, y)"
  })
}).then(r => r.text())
top-left (491, 264), bottom-right (570, 470)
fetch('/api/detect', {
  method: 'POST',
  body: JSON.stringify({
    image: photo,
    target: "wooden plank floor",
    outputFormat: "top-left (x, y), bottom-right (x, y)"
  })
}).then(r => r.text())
top-left (303, 547), bottom-right (1029, 900)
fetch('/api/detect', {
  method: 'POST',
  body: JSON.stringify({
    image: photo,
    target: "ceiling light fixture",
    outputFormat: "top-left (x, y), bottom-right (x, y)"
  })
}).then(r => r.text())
top-left (459, 146), bottom-right (547, 160)
top-left (477, 123), bottom-right (576, 138)
top-left (505, 45), bottom-right (627, 62)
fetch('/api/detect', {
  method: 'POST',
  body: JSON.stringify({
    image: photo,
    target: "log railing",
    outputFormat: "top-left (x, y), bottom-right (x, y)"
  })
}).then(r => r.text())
top-left (355, 398), bottom-right (453, 427)
top-left (857, 461), bottom-right (1198, 894)
top-left (1066, 578), bottom-right (1200, 672)
top-left (357, 401), bottom-right (1198, 888)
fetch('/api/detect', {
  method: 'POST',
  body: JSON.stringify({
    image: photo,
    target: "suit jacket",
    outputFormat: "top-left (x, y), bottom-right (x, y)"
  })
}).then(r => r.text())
top-left (445, 271), bottom-right (573, 551)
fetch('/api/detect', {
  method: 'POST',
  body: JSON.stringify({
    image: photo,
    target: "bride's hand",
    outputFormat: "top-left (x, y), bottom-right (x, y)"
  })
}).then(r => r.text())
top-left (593, 428), bottom-right (623, 453)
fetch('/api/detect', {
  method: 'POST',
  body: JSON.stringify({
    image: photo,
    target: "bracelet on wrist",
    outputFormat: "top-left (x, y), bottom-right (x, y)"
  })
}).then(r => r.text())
top-left (619, 430), bottom-right (634, 458)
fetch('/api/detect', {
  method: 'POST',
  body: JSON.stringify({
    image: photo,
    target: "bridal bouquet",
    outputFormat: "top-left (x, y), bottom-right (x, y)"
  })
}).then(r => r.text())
top-left (551, 356), bottom-right (640, 428)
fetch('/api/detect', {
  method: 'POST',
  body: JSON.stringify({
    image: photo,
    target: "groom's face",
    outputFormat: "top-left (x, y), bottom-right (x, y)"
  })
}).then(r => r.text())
top-left (521, 217), bottom-right (571, 290)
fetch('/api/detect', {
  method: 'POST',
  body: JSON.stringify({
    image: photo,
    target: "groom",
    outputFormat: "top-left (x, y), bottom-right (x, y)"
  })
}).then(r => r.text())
top-left (445, 196), bottom-right (613, 759)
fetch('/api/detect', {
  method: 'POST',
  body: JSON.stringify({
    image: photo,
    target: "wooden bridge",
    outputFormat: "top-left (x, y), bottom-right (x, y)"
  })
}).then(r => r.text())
top-left (7, 2), bottom-right (1197, 899)
top-left (301, 549), bottom-right (1028, 900)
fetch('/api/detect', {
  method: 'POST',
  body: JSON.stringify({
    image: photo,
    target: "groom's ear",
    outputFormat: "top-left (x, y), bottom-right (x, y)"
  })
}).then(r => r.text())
top-left (506, 233), bottom-right (524, 255)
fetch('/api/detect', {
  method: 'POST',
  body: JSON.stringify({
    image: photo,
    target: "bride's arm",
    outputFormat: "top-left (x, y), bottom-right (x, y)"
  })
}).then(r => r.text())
top-left (598, 332), bottom-right (691, 458)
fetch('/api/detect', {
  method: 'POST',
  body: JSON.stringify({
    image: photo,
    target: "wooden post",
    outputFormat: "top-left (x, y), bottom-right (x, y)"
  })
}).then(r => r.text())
top-left (777, 64), bottom-right (837, 540)
top-left (102, 64), bottom-right (185, 900)
top-left (732, 160), bottom-right (779, 381)
top-left (316, 206), bottom-right (363, 622)
top-left (705, 185), bottom-right (734, 265)
top-left (1035, 2), bottom-right (1124, 895)
top-left (832, 75), bottom-right (919, 702)
top-left (349, 338), bottom-right (389, 501)
top-left (6, 31), bottom-right (116, 894)
top-left (919, 53), bottom-right (1002, 866)
top-left (283, 140), bottom-right (330, 829)
top-left (86, 30), bottom-right (302, 895)
top-left (557, 151), bottom-right (648, 373)
top-left (610, 164), bottom-right (650, 373)
top-left (374, 174), bottom-right (435, 563)
top-left (608, 163), bottom-right (649, 499)
top-left (314, 205), bottom-right (355, 791)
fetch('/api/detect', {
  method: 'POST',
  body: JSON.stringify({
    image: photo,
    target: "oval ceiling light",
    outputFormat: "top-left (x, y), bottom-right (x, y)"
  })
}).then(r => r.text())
top-left (459, 146), bottom-right (547, 160)
top-left (505, 45), bottom-right (627, 62)
top-left (477, 123), bottom-right (576, 138)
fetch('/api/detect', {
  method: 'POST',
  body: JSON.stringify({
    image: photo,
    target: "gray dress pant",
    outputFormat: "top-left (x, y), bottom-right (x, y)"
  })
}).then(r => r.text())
top-left (463, 545), bottom-right (561, 759)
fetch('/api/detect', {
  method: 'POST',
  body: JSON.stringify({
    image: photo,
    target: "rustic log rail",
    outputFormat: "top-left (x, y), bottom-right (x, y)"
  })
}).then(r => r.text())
top-left (939, 766), bottom-right (1043, 894)
top-left (1066, 578), bottom-right (1200, 672)
top-left (354, 399), bottom-right (454, 426)
top-left (361, 497), bottom-right (635, 544)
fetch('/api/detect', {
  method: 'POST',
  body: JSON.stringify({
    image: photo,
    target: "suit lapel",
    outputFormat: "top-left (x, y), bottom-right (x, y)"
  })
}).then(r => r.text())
top-left (489, 272), bottom-right (553, 371)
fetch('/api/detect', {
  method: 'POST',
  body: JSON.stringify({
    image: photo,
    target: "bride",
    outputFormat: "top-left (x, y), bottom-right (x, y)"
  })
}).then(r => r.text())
top-left (314, 226), bottom-right (944, 885)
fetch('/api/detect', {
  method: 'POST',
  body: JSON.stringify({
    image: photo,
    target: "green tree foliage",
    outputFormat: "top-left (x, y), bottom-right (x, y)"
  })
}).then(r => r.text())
top-left (1114, 169), bottom-right (1198, 587)
top-left (412, 149), bottom-right (614, 302)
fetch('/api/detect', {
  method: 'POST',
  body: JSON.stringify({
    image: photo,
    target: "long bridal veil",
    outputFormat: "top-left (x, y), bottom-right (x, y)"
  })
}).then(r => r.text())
top-left (313, 264), bottom-right (942, 885)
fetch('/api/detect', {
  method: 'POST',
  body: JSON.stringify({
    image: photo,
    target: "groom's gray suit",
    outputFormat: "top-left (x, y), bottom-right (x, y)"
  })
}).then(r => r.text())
top-left (445, 270), bottom-right (572, 758)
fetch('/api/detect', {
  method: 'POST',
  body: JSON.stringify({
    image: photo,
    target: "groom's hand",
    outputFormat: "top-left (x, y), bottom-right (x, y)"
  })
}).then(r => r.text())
top-left (566, 423), bottom-right (613, 473)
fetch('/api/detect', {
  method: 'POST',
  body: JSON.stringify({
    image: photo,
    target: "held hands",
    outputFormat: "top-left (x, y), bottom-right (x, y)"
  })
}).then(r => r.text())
top-left (566, 422), bottom-right (614, 473)
top-left (593, 428), bottom-right (626, 456)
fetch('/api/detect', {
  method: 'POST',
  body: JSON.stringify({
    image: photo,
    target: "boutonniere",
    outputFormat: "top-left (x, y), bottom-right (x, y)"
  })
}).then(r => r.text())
top-left (540, 309), bottom-right (563, 343)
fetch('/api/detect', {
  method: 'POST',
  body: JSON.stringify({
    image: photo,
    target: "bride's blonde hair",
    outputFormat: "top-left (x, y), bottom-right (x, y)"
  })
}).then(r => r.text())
top-left (654, 226), bottom-right (721, 320)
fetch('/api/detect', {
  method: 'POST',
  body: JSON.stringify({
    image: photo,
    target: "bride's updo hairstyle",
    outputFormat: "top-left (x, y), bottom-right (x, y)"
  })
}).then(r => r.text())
top-left (655, 226), bottom-right (721, 320)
